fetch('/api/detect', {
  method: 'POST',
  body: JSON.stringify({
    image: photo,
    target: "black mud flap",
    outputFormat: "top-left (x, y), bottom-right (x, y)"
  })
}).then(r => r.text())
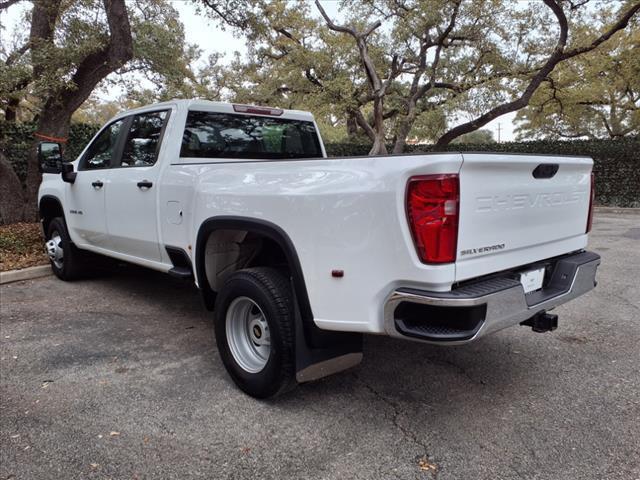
top-left (291, 287), bottom-right (363, 383)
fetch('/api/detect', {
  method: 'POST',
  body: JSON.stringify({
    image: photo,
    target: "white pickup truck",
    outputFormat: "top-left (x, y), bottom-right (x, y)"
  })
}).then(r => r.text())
top-left (38, 100), bottom-right (600, 398)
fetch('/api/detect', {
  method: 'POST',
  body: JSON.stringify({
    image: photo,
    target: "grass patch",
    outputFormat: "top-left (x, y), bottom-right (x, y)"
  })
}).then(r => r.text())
top-left (0, 223), bottom-right (48, 272)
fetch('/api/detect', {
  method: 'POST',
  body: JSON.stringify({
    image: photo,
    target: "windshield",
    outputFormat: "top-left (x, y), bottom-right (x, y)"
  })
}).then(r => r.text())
top-left (181, 111), bottom-right (322, 159)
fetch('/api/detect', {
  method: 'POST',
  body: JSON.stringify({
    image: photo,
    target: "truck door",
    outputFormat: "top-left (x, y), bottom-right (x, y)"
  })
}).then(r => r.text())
top-left (104, 109), bottom-right (170, 262)
top-left (66, 118), bottom-right (126, 249)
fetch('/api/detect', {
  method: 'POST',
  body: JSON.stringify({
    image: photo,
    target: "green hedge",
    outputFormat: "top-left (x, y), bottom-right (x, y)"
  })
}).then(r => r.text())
top-left (1, 121), bottom-right (638, 207)
top-left (0, 122), bottom-right (99, 187)
top-left (327, 137), bottom-right (640, 207)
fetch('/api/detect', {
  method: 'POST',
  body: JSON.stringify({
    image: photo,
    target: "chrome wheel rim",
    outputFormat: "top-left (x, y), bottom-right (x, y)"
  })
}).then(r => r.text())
top-left (226, 296), bottom-right (271, 373)
top-left (46, 231), bottom-right (64, 269)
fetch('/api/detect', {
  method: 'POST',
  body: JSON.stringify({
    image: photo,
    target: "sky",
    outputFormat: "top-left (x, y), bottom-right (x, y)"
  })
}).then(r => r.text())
top-left (1, 0), bottom-right (517, 141)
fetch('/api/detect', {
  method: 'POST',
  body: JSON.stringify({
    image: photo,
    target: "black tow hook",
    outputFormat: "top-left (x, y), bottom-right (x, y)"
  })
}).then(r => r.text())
top-left (520, 312), bottom-right (558, 333)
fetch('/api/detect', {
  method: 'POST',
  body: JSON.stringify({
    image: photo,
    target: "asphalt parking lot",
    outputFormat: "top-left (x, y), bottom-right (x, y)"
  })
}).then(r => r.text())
top-left (1, 212), bottom-right (639, 480)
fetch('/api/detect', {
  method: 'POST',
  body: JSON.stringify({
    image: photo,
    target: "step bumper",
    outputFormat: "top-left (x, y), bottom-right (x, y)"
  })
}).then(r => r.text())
top-left (383, 251), bottom-right (601, 344)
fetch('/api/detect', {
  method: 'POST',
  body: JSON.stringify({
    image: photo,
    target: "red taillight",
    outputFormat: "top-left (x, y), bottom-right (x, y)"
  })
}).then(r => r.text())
top-left (406, 174), bottom-right (459, 264)
top-left (586, 172), bottom-right (595, 233)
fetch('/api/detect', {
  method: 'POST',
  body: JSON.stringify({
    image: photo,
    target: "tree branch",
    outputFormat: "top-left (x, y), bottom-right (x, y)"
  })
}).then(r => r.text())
top-left (29, 0), bottom-right (61, 79)
top-left (315, 0), bottom-right (353, 35)
top-left (383, 108), bottom-right (399, 119)
top-left (315, 0), bottom-right (383, 92)
top-left (304, 69), bottom-right (323, 88)
top-left (316, 0), bottom-right (388, 154)
top-left (362, 19), bottom-right (383, 38)
top-left (351, 108), bottom-right (377, 141)
top-left (60, 0), bottom-right (133, 113)
top-left (276, 28), bottom-right (297, 42)
top-left (427, 0), bottom-right (460, 89)
top-left (435, 0), bottom-right (637, 145)
top-left (315, 0), bottom-right (381, 39)
top-left (4, 42), bottom-right (29, 66)
top-left (200, 0), bottom-right (252, 29)
top-left (561, 2), bottom-right (640, 60)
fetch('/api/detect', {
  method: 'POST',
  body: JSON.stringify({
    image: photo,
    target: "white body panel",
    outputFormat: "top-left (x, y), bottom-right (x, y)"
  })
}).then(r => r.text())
top-left (164, 154), bottom-right (462, 333)
top-left (38, 100), bottom-right (595, 337)
top-left (105, 164), bottom-right (162, 261)
top-left (65, 170), bottom-right (109, 248)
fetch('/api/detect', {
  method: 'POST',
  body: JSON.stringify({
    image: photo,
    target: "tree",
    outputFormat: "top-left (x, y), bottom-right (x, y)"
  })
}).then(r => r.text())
top-left (202, 0), bottom-right (639, 154)
top-left (515, 23), bottom-right (640, 140)
top-left (318, 0), bottom-right (639, 153)
top-left (211, 1), bottom-right (373, 143)
top-left (23, 0), bottom-right (135, 220)
top-left (0, 0), bottom-right (134, 221)
top-left (0, 0), bottom-right (200, 221)
top-left (0, 151), bottom-right (25, 224)
top-left (1, 1), bottom-right (31, 121)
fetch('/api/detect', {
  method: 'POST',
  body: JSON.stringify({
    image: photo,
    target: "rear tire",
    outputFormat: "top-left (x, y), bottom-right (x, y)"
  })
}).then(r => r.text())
top-left (46, 217), bottom-right (84, 281)
top-left (214, 267), bottom-right (296, 398)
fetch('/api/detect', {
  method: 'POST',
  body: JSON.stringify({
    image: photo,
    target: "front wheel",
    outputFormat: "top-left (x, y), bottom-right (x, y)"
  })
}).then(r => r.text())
top-left (214, 267), bottom-right (296, 398)
top-left (46, 217), bottom-right (84, 281)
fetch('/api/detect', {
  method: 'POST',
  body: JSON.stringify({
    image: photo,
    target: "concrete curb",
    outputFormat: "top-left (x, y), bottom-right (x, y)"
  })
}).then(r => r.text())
top-left (0, 264), bottom-right (52, 285)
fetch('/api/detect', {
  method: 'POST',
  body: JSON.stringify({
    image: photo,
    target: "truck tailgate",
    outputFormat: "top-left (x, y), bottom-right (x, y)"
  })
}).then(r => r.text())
top-left (455, 153), bottom-right (593, 282)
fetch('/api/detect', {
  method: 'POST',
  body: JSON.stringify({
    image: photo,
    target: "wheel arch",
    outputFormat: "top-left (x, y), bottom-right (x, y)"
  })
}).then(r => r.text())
top-left (195, 216), bottom-right (313, 324)
top-left (197, 216), bottom-right (364, 377)
top-left (39, 195), bottom-right (65, 235)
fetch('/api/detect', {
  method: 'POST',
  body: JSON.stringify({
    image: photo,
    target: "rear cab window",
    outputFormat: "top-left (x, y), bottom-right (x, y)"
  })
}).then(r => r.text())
top-left (180, 111), bottom-right (323, 159)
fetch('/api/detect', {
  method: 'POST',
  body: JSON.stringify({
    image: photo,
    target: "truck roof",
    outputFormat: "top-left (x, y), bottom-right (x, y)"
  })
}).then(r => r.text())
top-left (114, 99), bottom-right (316, 123)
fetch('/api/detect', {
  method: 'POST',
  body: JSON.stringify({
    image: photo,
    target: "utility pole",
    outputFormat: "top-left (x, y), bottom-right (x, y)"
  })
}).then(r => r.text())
top-left (497, 123), bottom-right (501, 143)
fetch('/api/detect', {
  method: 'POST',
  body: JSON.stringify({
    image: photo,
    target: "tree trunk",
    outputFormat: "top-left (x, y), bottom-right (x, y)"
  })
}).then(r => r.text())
top-left (369, 134), bottom-right (387, 155)
top-left (23, 105), bottom-right (72, 221)
top-left (346, 114), bottom-right (358, 139)
top-left (392, 104), bottom-right (417, 154)
top-left (0, 152), bottom-right (25, 224)
top-left (368, 97), bottom-right (388, 155)
top-left (392, 133), bottom-right (408, 154)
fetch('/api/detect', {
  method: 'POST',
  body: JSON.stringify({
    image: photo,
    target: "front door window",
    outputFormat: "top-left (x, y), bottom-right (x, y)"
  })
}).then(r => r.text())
top-left (82, 119), bottom-right (125, 169)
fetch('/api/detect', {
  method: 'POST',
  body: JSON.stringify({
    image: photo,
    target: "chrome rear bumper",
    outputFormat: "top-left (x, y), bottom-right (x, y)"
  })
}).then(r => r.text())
top-left (384, 251), bottom-right (600, 344)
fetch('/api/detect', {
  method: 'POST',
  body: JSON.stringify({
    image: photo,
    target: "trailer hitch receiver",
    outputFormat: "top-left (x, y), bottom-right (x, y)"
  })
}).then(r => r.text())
top-left (520, 311), bottom-right (558, 333)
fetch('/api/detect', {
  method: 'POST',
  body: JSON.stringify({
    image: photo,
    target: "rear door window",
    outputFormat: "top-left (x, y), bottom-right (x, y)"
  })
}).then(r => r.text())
top-left (119, 110), bottom-right (169, 167)
top-left (181, 111), bottom-right (322, 159)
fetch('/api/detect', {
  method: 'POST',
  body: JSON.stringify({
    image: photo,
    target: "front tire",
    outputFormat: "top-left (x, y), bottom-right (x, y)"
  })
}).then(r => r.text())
top-left (46, 217), bottom-right (84, 281)
top-left (214, 267), bottom-right (296, 398)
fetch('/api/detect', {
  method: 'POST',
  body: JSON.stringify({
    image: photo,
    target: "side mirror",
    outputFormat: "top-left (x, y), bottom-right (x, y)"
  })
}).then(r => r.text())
top-left (61, 162), bottom-right (76, 184)
top-left (38, 142), bottom-right (63, 174)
